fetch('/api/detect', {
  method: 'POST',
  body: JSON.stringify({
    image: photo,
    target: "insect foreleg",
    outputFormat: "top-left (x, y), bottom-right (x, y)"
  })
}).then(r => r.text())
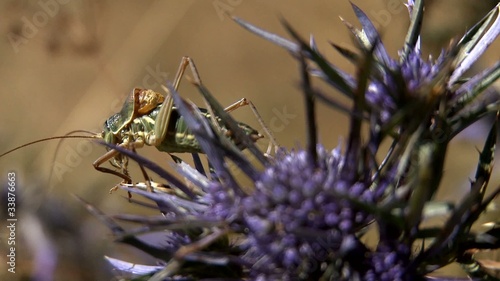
top-left (92, 138), bottom-right (146, 185)
top-left (93, 145), bottom-right (132, 184)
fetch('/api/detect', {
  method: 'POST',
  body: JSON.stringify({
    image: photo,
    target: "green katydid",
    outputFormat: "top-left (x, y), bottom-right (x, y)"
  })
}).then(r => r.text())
top-left (0, 56), bottom-right (277, 187)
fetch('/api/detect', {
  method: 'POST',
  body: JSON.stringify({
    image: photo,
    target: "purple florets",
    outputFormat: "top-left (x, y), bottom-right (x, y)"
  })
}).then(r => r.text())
top-left (236, 145), bottom-right (378, 280)
top-left (400, 49), bottom-right (446, 92)
top-left (364, 241), bottom-right (416, 281)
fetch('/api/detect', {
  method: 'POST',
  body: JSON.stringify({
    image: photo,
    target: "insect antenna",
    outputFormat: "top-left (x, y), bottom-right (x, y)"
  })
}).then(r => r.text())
top-left (0, 132), bottom-right (100, 158)
top-left (45, 130), bottom-right (102, 187)
top-left (48, 130), bottom-right (101, 162)
top-left (0, 131), bottom-right (101, 205)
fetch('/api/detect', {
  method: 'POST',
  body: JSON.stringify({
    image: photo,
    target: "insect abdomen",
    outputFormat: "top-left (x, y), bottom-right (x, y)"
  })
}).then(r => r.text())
top-left (139, 105), bottom-right (261, 153)
top-left (152, 106), bottom-right (204, 153)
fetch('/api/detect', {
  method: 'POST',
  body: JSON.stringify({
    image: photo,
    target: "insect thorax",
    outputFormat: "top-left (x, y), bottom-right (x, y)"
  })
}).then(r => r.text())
top-left (102, 104), bottom-right (262, 154)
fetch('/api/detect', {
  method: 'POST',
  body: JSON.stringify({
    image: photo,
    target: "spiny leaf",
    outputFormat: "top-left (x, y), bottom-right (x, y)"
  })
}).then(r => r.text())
top-left (105, 256), bottom-right (162, 276)
top-left (350, 2), bottom-right (392, 67)
top-left (281, 18), bottom-right (355, 98)
top-left (75, 195), bottom-right (175, 261)
top-left (232, 16), bottom-right (299, 54)
top-left (330, 42), bottom-right (360, 64)
top-left (99, 140), bottom-right (195, 199)
top-left (449, 3), bottom-right (500, 86)
top-left (452, 61), bottom-right (500, 114)
top-left (402, 0), bottom-right (424, 61)
top-left (193, 81), bottom-right (268, 167)
top-left (471, 111), bottom-right (497, 197)
top-left (163, 83), bottom-right (244, 195)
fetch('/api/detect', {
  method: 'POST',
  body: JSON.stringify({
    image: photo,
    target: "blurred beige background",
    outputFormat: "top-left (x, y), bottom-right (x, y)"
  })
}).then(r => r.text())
top-left (0, 1), bottom-right (498, 280)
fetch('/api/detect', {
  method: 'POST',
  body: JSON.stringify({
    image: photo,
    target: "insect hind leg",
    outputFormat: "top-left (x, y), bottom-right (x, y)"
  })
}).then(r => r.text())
top-left (169, 57), bottom-right (281, 156)
top-left (222, 97), bottom-right (280, 156)
top-left (183, 58), bottom-right (280, 154)
top-left (242, 99), bottom-right (280, 156)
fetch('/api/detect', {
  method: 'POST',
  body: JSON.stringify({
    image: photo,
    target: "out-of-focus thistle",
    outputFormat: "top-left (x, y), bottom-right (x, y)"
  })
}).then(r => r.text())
top-left (81, 1), bottom-right (500, 280)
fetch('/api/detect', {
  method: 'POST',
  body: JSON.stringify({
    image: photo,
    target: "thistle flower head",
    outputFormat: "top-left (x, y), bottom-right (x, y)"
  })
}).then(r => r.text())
top-left (239, 145), bottom-right (375, 279)
top-left (85, 1), bottom-right (500, 280)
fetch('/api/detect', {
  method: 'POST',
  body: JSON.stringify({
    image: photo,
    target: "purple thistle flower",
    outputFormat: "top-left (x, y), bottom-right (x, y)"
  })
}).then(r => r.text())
top-left (235, 1), bottom-right (500, 139)
top-left (88, 1), bottom-right (500, 280)
top-left (237, 145), bottom-right (378, 279)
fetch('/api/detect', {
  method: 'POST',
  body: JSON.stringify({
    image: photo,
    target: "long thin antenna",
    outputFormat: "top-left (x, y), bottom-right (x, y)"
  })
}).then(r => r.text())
top-left (0, 134), bottom-right (100, 158)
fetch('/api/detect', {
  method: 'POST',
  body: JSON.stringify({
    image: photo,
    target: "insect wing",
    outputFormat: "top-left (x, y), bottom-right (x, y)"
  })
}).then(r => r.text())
top-left (109, 88), bottom-right (141, 134)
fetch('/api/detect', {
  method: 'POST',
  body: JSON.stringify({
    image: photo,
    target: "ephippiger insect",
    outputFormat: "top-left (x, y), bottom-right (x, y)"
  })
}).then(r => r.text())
top-left (0, 57), bottom-right (276, 190)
